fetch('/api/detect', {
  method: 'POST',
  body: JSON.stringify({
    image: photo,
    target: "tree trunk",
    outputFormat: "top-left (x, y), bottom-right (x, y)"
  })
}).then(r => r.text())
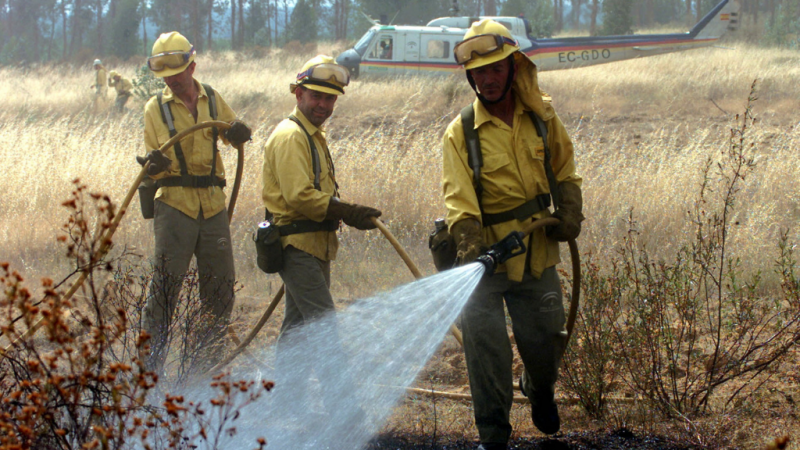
top-left (230, 0), bottom-right (236, 49)
top-left (484, 0), bottom-right (496, 15)
top-left (192, 0), bottom-right (201, 52)
top-left (96, 0), bottom-right (103, 54)
top-left (590, 0), bottom-right (599, 35)
top-left (238, 0), bottom-right (244, 48)
top-left (572, 0), bottom-right (582, 28)
top-left (69, 0), bottom-right (83, 58)
top-left (207, 0), bottom-right (213, 51)
top-left (62, 0), bottom-right (68, 59)
top-left (141, 0), bottom-right (147, 55)
top-left (48, 10), bottom-right (56, 60)
top-left (686, 0), bottom-right (692, 26)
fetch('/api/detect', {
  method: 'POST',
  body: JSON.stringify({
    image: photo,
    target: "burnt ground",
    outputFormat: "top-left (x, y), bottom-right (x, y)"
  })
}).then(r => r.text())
top-left (368, 428), bottom-right (697, 450)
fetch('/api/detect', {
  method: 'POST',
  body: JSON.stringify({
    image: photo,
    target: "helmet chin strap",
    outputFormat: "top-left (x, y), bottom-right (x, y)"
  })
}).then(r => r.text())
top-left (466, 55), bottom-right (516, 106)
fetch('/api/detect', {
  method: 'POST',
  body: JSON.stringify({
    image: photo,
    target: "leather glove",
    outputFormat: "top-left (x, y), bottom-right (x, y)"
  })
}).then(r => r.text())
top-left (325, 198), bottom-right (382, 230)
top-left (546, 182), bottom-right (585, 242)
top-left (224, 120), bottom-right (252, 146)
top-left (452, 219), bottom-right (489, 266)
top-left (135, 150), bottom-right (172, 176)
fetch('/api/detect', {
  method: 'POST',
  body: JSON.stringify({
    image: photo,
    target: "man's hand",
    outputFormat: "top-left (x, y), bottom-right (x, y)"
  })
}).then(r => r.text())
top-left (224, 120), bottom-right (252, 146)
top-left (136, 150), bottom-right (172, 176)
top-left (546, 183), bottom-right (585, 242)
top-left (325, 198), bottom-right (382, 230)
top-left (452, 219), bottom-right (488, 265)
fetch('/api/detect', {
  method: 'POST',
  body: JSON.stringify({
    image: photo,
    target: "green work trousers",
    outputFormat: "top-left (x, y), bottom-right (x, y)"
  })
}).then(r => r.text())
top-left (144, 201), bottom-right (236, 375)
top-left (115, 93), bottom-right (130, 112)
top-left (462, 266), bottom-right (566, 445)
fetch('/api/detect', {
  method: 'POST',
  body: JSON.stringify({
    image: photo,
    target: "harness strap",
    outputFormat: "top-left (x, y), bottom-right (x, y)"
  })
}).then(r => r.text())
top-left (528, 111), bottom-right (560, 210)
top-left (460, 105), bottom-right (483, 211)
top-left (278, 220), bottom-right (339, 236)
top-left (287, 115), bottom-right (322, 191)
top-left (156, 84), bottom-right (222, 188)
top-left (460, 104), bottom-right (562, 226)
top-left (482, 194), bottom-right (551, 227)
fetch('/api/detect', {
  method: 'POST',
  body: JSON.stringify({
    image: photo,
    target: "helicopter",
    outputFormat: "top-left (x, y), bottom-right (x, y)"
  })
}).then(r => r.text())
top-left (335, 0), bottom-right (739, 77)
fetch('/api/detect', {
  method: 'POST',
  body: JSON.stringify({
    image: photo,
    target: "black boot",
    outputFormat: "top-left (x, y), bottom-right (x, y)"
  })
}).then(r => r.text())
top-left (520, 374), bottom-right (561, 435)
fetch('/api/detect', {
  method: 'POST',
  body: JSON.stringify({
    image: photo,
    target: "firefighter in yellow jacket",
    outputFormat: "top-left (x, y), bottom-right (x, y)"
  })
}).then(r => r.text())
top-left (136, 31), bottom-right (252, 375)
top-left (261, 55), bottom-right (381, 414)
top-left (108, 70), bottom-right (133, 112)
top-left (442, 20), bottom-right (584, 449)
top-left (91, 59), bottom-right (108, 110)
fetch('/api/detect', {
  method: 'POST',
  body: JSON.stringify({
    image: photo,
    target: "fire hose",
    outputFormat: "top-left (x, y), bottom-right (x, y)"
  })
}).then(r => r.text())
top-left (2, 121), bottom-right (247, 357)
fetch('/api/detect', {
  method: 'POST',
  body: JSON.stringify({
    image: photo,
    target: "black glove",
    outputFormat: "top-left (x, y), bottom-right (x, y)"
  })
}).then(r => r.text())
top-left (546, 183), bottom-right (585, 242)
top-left (136, 150), bottom-right (172, 176)
top-left (224, 120), bottom-right (252, 146)
top-left (452, 219), bottom-right (489, 266)
top-left (325, 198), bottom-right (382, 230)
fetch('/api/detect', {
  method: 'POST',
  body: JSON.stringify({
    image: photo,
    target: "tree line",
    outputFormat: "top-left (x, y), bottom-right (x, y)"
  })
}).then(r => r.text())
top-left (0, 0), bottom-right (796, 65)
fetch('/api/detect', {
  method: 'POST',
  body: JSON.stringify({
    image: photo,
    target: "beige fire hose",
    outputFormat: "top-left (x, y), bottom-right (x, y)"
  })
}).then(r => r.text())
top-left (2, 121), bottom-right (246, 358)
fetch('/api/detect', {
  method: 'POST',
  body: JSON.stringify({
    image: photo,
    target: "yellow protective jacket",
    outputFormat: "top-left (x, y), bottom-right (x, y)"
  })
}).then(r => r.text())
top-left (109, 76), bottom-right (133, 96)
top-left (143, 80), bottom-right (236, 219)
top-left (95, 68), bottom-right (108, 93)
top-left (442, 52), bottom-right (582, 281)
top-left (261, 107), bottom-right (339, 262)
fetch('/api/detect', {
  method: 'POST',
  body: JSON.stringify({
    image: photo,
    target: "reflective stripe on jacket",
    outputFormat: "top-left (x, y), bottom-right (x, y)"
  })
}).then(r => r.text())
top-left (143, 80), bottom-right (236, 219)
top-left (262, 107), bottom-right (339, 262)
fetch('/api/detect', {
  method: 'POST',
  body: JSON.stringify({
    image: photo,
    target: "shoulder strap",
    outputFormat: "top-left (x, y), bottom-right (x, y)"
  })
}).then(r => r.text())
top-left (201, 83), bottom-right (219, 180)
top-left (157, 92), bottom-right (190, 179)
top-left (460, 104), bottom-right (484, 212)
top-left (528, 111), bottom-right (560, 210)
top-left (287, 115), bottom-right (321, 191)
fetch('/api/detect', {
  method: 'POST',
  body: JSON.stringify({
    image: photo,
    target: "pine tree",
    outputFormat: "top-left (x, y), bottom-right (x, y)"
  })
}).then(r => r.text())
top-left (600, 0), bottom-right (634, 35)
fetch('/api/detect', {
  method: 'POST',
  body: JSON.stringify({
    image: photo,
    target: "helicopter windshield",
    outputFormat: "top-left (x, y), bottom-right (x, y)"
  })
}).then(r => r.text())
top-left (354, 29), bottom-right (376, 56)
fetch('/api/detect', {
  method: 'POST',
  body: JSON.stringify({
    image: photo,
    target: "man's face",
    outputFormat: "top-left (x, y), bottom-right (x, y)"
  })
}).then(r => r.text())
top-left (296, 87), bottom-right (338, 127)
top-left (469, 57), bottom-right (515, 103)
top-left (164, 62), bottom-right (196, 97)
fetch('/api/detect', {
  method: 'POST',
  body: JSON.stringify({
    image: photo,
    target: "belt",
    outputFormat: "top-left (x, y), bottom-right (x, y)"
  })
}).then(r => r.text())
top-left (482, 194), bottom-right (551, 227)
top-left (278, 220), bottom-right (339, 236)
top-left (156, 175), bottom-right (227, 188)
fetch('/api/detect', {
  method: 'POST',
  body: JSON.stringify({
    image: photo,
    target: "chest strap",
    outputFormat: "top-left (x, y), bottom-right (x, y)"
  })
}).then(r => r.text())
top-left (155, 83), bottom-right (222, 189)
top-left (287, 115), bottom-right (322, 190)
top-left (460, 104), bottom-right (561, 226)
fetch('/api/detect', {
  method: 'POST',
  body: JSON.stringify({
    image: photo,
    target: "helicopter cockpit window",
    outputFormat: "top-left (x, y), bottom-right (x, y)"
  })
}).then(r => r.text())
top-left (370, 36), bottom-right (394, 60)
top-left (354, 29), bottom-right (376, 56)
top-left (426, 40), bottom-right (450, 59)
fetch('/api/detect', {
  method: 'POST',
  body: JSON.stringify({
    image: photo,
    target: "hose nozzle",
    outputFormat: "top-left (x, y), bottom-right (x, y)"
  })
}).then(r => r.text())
top-left (476, 231), bottom-right (527, 276)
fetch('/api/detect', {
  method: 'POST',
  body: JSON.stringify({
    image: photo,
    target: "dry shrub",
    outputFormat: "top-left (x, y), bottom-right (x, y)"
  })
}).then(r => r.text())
top-left (0, 181), bottom-right (271, 449)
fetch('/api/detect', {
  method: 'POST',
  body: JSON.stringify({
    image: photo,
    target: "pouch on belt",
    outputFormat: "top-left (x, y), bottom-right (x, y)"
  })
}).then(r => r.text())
top-left (254, 220), bottom-right (284, 274)
top-left (137, 178), bottom-right (157, 220)
top-left (429, 218), bottom-right (457, 272)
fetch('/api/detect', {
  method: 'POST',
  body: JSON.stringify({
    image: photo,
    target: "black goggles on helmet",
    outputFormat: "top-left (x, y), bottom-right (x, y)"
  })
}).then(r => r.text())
top-left (296, 63), bottom-right (350, 92)
top-left (147, 46), bottom-right (195, 72)
top-left (453, 34), bottom-right (518, 65)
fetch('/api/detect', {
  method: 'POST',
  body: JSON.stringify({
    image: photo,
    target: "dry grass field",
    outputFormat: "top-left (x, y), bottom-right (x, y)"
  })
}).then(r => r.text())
top-left (0, 41), bottom-right (798, 448)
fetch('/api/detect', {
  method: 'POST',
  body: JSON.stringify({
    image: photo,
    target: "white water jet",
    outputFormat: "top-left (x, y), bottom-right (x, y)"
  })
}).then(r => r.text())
top-left (177, 262), bottom-right (485, 449)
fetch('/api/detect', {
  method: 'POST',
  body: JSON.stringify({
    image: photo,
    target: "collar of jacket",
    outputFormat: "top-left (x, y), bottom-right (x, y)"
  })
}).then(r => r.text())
top-left (472, 91), bottom-right (528, 130)
top-left (291, 106), bottom-right (325, 137)
top-left (160, 78), bottom-right (209, 105)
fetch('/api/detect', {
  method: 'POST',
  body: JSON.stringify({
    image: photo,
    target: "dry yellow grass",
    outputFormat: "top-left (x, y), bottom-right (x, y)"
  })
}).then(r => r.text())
top-left (0, 42), bottom-right (798, 447)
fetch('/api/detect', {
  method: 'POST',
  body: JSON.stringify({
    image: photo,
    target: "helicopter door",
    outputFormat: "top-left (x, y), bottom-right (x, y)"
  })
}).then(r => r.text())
top-left (365, 33), bottom-right (397, 74)
top-left (402, 32), bottom-right (420, 74)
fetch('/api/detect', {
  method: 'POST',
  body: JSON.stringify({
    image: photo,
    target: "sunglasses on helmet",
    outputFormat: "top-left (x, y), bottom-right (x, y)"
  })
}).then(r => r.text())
top-left (297, 63), bottom-right (351, 88)
top-left (147, 46), bottom-right (195, 72)
top-left (453, 34), bottom-right (518, 65)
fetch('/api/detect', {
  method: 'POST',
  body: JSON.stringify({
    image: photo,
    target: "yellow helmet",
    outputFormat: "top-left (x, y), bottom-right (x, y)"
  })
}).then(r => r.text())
top-left (290, 55), bottom-right (350, 96)
top-left (108, 70), bottom-right (120, 79)
top-left (148, 31), bottom-right (196, 78)
top-left (454, 19), bottom-right (520, 71)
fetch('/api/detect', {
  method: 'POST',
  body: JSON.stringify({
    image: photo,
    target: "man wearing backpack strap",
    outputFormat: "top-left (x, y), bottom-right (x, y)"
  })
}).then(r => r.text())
top-left (442, 20), bottom-right (584, 449)
top-left (261, 55), bottom-right (380, 420)
top-left (137, 31), bottom-right (252, 376)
